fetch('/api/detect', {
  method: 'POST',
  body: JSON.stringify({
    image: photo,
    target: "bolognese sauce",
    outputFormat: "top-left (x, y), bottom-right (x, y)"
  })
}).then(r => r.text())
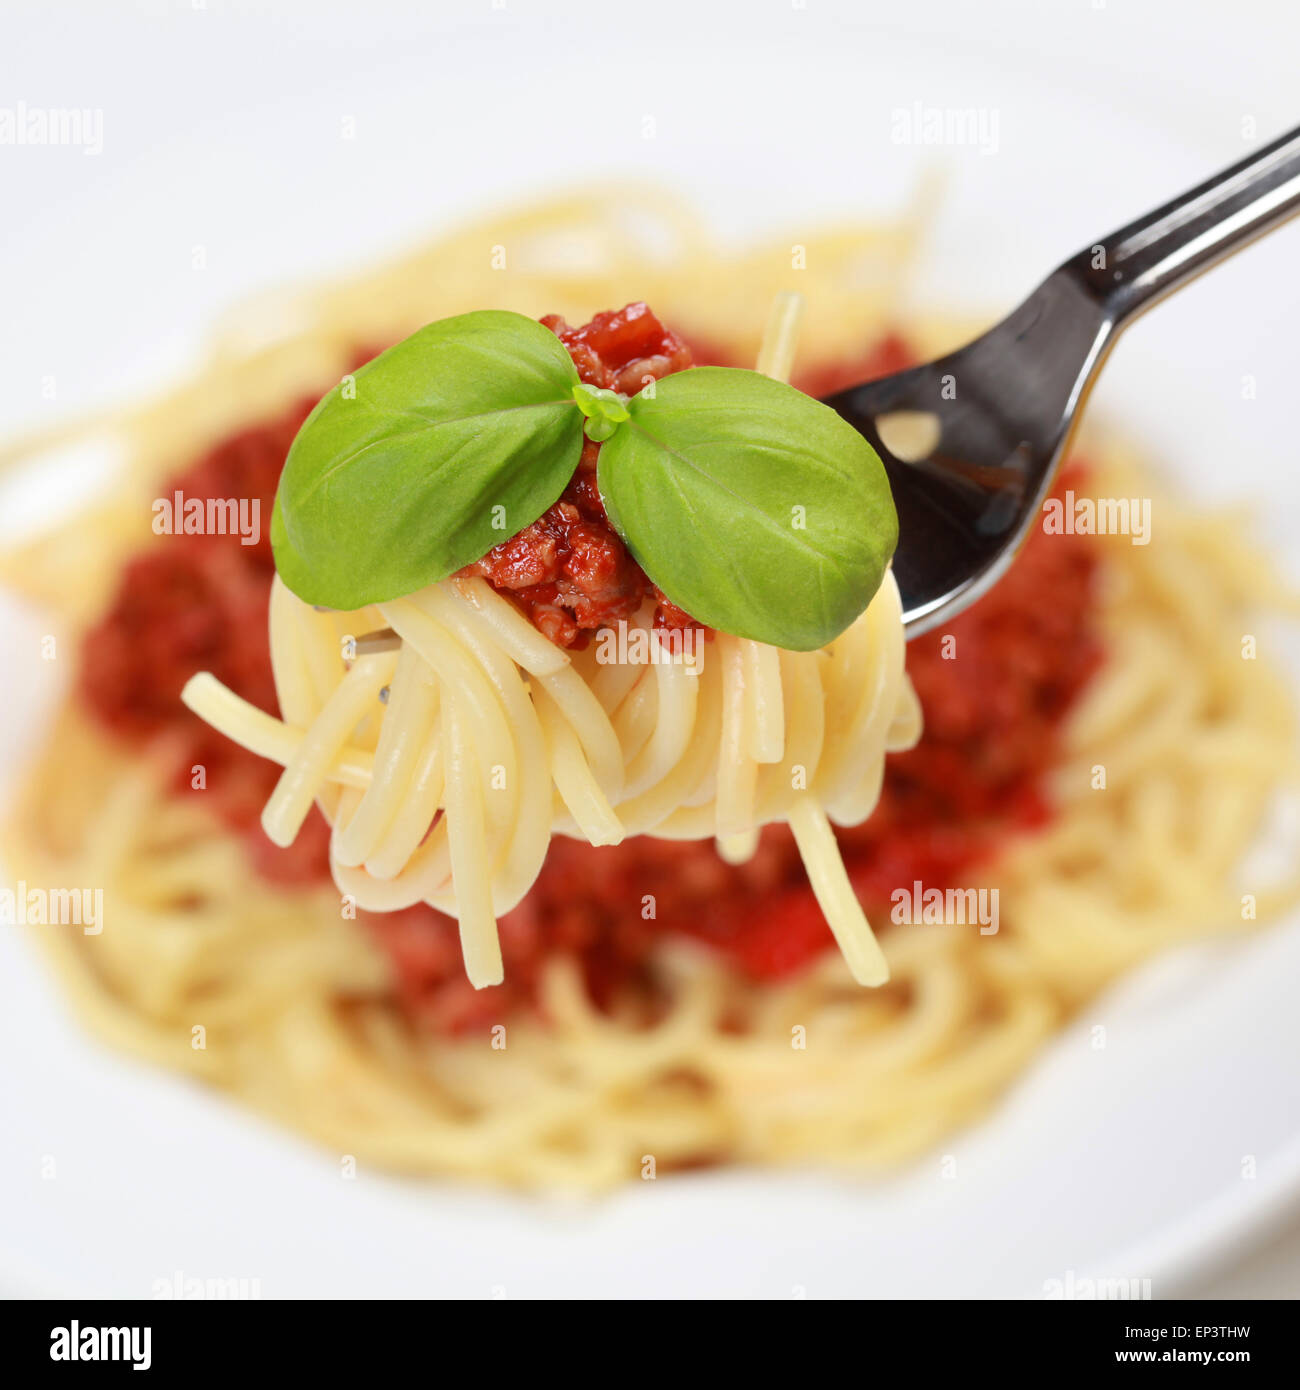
top-left (460, 303), bottom-right (701, 647)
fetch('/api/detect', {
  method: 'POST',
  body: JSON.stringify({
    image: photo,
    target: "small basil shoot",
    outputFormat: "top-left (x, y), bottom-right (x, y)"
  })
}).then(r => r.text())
top-left (272, 311), bottom-right (898, 648)
top-left (572, 383), bottom-right (630, 443)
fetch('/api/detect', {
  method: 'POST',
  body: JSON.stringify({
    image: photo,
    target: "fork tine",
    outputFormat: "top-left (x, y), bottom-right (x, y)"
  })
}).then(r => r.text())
top-left (352, 627), bottom-right (402, 655)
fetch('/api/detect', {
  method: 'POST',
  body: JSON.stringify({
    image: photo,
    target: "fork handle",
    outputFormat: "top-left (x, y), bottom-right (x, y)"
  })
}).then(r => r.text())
top-left (1069, 122), bottom-right (1300, 325)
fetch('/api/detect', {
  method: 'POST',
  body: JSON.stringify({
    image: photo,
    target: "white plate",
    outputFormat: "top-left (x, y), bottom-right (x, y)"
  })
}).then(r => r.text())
top-left (2, 0), bottom-right (1299, 1298)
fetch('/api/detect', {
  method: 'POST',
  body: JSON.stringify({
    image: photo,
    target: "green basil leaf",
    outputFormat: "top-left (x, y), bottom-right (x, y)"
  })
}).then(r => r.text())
top-left (597, 367), bottom-right (897, 650)
top-left (270, 492), bottom-right (328, 599)
top-left (274, 310), bottom-right (583, 609)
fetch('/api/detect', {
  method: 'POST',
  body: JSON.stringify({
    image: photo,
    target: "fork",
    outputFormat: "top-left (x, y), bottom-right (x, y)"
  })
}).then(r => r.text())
top-left (823, 122), bottom-right (1300, 636)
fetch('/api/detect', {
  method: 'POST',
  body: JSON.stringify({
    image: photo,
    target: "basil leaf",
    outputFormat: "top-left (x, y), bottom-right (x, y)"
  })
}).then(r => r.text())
top-left (274, 310), bottom-right (583, 610)
top-left (270, 492), bottom-right (328, 599)
top-left (597, 367), bottom-right (897, 650)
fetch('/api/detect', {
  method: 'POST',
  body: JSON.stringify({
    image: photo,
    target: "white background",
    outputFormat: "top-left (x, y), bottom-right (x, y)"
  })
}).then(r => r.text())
top-left (2, 0), bottom-right (1299, 1298)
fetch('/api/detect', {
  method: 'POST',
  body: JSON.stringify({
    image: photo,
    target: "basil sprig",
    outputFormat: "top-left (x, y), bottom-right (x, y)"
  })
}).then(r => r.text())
top-left (273, 311), bottom-right (897, 649)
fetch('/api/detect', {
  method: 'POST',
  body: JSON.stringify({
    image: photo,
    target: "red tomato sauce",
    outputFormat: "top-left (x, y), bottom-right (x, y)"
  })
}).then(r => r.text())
top-left (78, 309), bottom-right (1103, 1032)
top-left (461, 303), bottom-right (700, 647)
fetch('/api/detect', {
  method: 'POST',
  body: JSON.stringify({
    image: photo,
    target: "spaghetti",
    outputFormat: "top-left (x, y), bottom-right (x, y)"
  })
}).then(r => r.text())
top-left (4, 190), bottom-right (1299, 1188)
top-left (180, 295), bottom-right (920, 990)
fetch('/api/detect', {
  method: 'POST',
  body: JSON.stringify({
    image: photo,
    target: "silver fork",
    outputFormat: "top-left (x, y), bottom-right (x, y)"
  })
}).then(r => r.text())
top-left (824, 123), bottom-right (1300, 636)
